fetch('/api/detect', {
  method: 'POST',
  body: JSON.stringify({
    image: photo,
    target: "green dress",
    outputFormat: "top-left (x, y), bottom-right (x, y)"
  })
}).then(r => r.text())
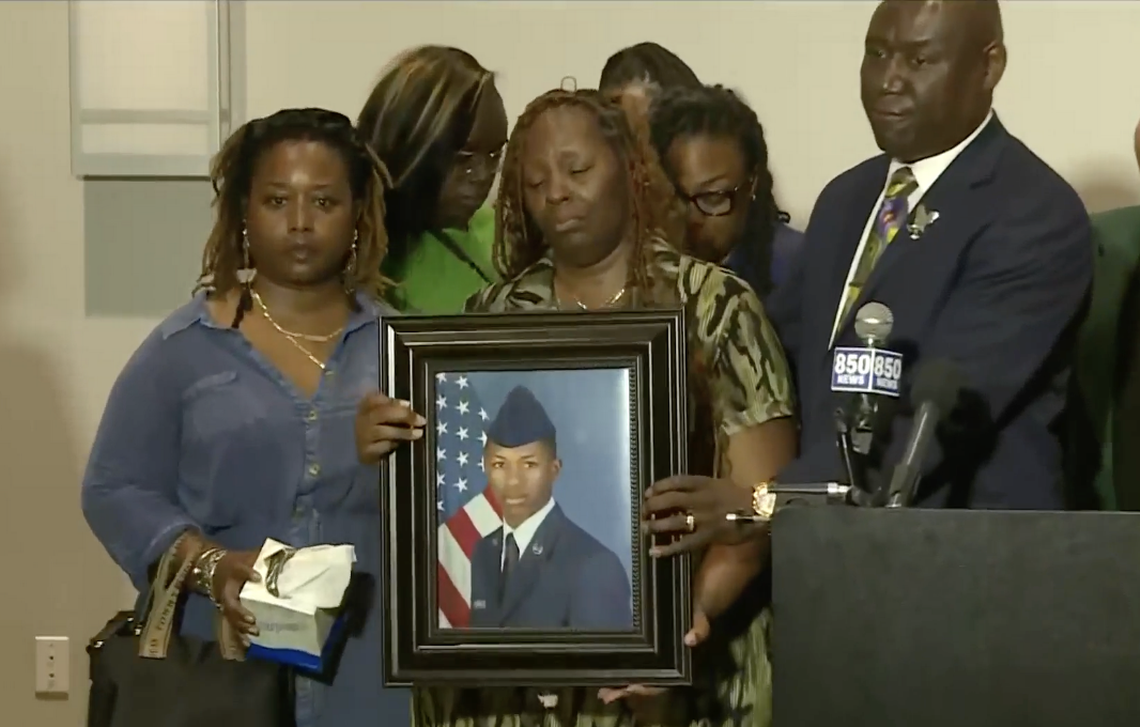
top-left (412, 237), bottom-right (796, 727)
top-left (385, 207), bottom-right (497, 314)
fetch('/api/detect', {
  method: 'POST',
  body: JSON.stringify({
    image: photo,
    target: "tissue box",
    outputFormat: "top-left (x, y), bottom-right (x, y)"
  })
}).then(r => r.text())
top-left (240, 538), bottom-right (356, 673)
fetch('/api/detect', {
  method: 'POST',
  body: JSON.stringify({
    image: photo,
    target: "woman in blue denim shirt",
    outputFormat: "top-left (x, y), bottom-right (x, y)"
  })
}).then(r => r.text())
top-left (80, 108), bottom-right (425, 727)
top-left (649, 84), bottom-right (803, 302)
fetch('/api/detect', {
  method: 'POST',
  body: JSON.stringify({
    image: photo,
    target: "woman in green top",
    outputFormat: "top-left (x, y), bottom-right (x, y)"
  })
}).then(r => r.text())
top-left (357, 46), bottom-right (508, 313)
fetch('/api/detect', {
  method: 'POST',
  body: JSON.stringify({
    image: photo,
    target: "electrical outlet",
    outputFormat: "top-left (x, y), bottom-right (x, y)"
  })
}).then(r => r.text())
top-left (35, 636), bottom-right (69, 696)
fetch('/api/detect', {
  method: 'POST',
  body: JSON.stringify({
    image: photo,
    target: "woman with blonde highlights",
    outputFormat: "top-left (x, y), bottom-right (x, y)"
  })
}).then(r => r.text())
top-left (358, 45), bottom-right (509, 313)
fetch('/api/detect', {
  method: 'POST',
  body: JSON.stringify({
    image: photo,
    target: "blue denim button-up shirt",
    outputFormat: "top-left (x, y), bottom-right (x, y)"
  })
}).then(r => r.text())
top-left (80, 292), bottom-right (409, 727)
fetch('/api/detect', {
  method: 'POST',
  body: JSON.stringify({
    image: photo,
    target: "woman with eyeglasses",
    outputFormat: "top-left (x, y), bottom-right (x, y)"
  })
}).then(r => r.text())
top-left (649, 84), bottom-right (801, 301)
top-left (357, 46), bottom-right (509, 313)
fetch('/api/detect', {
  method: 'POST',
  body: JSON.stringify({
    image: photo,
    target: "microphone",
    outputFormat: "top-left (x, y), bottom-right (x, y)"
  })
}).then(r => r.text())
top-left (884, 359), bottom-right (965, 508)
top-left (832, 302), bottom-right (904, 452)
top-left (832, 302), bottom-right (904, 504)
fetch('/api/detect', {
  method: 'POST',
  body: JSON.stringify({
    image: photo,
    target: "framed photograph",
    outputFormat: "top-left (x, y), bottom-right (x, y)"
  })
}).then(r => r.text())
top-left (379, 310), bottom-right (691, 687)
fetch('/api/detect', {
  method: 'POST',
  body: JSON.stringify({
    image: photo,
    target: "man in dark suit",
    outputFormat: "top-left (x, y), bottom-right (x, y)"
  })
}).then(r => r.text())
top-left (643, 0), bottom-right (1092, 539)
top-left (768, 0), bottom-right (1092, 509)
top-left (468, 385), bottom-right (633, 630)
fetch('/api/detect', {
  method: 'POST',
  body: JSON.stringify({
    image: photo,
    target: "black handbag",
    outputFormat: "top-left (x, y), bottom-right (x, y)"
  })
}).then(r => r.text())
top-left (86, 539), bottom-right (295, 727)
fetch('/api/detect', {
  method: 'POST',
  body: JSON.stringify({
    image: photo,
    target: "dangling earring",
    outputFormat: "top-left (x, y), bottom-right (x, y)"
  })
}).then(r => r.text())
top-left (230, 225), bottom-right (256, 328)
top-left (343, 229), bottom-right (359, 293)
top-left (236, 226), bottom-right (257, 286)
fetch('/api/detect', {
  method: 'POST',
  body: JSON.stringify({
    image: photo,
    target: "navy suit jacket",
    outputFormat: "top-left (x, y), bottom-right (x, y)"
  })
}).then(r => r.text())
top-left (468, 504), bottom-right (633, 630)
top-left (767, 117), bottom-right (1093, 509)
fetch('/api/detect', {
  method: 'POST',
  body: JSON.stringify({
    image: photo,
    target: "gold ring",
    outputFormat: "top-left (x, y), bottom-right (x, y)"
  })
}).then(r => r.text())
top-left (684, 513), bottom-right (696, 533)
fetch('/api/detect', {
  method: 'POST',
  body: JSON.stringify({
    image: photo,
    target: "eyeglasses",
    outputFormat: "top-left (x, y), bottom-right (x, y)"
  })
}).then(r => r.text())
top-left (456, 147), bottom-right (504, 177)
top-left (683, 179), bottom-right (753, 217)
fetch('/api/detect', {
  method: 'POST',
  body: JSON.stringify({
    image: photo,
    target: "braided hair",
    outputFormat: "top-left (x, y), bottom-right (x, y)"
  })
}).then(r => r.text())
top-left (492, 88), bottom-right (684, 304)
top-left (195, 108), bottom-right (392, 326)
top-left (495, 89), bottom-right (731, 474)
top-left (599, 42), bottom-right (702, 95)
top-left (649, 84), bottom-right (789, 298)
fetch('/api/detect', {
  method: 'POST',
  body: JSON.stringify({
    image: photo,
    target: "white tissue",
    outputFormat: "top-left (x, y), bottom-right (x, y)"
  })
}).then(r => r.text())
top-left (247, 539), bottom-right (356, 609)
top-left (239, 538), bottom-right (357, 659)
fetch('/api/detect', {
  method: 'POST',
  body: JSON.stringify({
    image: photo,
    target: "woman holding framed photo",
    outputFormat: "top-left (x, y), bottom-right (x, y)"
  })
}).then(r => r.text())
top-left (358, 87), bottom-right (797, 727)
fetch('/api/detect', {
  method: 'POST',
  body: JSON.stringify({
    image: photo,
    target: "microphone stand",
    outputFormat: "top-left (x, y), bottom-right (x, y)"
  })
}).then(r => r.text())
top-left (768, 482), bottom-right (873, 509)
top-left (835, 408), bottom-right (868, 495)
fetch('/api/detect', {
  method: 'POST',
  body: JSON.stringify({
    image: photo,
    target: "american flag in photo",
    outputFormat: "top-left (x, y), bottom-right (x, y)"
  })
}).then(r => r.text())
top-left (434, 372), bottom-right (503, 628)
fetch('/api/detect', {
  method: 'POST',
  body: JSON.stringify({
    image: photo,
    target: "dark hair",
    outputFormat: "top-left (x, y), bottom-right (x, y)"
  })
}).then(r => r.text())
top-left (537, 437), bottom-right (558, 459)
top-left (357, 46), bottom-right (494, 280)
top-left (483, 437), bottom-right (558, 458)
top-left (493, 88), bottom-right (682, 302)
top-left (195, 107), bottom-right (391, 324)
top-left (649, 84), bottom-right (789, 298)
top-left (599, 42), bottom-right (701, 94)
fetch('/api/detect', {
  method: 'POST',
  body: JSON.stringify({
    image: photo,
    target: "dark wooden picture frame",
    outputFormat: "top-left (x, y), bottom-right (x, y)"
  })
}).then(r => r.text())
top-left (379, 310), bottom-right (691, 687)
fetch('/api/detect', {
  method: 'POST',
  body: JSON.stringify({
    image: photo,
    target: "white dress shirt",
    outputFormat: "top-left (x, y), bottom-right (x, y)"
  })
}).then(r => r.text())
top-left (829, 110), bottom-right (995, 347)
top-left (500, 496), bottom-right (555, 568)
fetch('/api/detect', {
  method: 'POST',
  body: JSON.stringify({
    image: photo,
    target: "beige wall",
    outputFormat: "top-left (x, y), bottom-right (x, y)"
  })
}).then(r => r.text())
top-left (246, 0), bottom-right (1140, 221)
top-left (1, 1), bottom-right (1138, 725)
top-left (1, 3), bottom-right (156, 727)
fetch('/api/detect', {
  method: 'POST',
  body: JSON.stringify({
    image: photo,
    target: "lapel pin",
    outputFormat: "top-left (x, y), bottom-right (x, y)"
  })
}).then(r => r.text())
top-left (908, 205), bottom-right (940, 240)
top-left (531, 543), bottom-right (543, 556)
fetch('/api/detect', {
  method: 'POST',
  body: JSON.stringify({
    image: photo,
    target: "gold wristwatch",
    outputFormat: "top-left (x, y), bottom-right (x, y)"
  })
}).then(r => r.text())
top-left (726, 481), bottom-right (777, 524)
top-left (752, 481), bottom-right (777, 519)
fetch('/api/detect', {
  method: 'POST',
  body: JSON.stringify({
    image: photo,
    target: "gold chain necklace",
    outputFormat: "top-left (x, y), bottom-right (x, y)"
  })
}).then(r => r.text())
top-left (280, 333), bottom-right (327, 371)
top-left (250, 290), bottom-right (343, 370)
top-left (565, 286), bottom-right (627, 311)
top-left (251, 291), bottom-right (344, 342)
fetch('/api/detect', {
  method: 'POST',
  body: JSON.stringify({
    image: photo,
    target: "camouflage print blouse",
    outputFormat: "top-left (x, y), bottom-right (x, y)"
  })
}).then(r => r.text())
top-left (413, 238), bottom-right (795, 727)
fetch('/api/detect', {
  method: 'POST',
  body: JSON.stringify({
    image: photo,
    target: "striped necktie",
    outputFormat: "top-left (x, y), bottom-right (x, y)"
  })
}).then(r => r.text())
top-left (837, 166), bottom-right (919, 329)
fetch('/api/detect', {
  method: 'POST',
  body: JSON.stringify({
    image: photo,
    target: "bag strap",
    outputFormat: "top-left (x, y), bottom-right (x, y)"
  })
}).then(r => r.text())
top-left (430, 229), bottom-right (494, 284)
top-left (214, 611), bottom-right (246, 661)
top-left (138, 534), bottom-right (246, 662)
top-left (133, 539), bottom-right (178, 626)
top-left (138, 534), bottom-right (195, 659)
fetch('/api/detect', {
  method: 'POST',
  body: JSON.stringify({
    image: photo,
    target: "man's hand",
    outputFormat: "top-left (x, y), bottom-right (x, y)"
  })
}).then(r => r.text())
top-left (355, 392), bottom-right (426, 464)
top-left (642, 475), bottom-right (756, 556)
